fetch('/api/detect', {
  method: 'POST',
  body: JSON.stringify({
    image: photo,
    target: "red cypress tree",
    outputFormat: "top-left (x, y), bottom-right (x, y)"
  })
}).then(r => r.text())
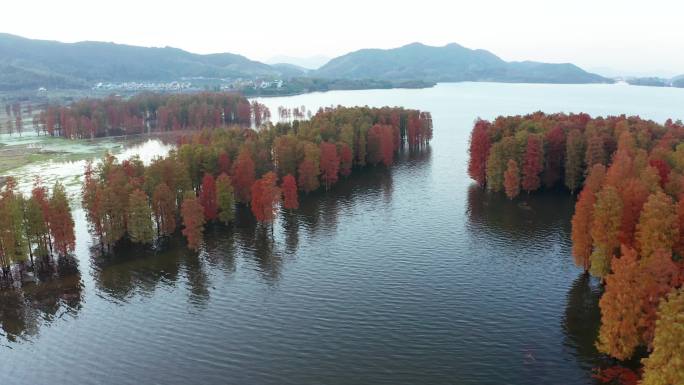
top-left (676, 197), bottom-right (684, 256)
top-left (597, 245), bottom-right (642, 360)
top-left (218, 151), bottom-right (231, 175)
top-left (82, 162), bottom-right (103, 239)
top-left (339, 142), bottom-right (353, 177)
top-left (571, 164), bottom-right (606, 271)
top-left (320, 142), bottom-right (340, 190)
top-left (543, 125), bottom-right (565, 188)
top-left (237, 102), bottom-right (251, 125)
top-left (380, 125), bottom-right (394, 167)
top-left (281, 174), bottom-right (299, 210)
top-left (367, 124), bottom-right (395, 167)
top-left (503, 159), bottom-right (520, 199)
top-left (605, 148), bottom-right (634, 188)
top-left (468, 120), bottom-right (491, 187)
top-left (49, 182), bottom-right (76, 256)
top-left (181, 194), bottom-right (205, 251)
top-left (648, 159), bottom-right (671, 188)
top-left (250, 179), bottom-right (265, 222)
top-left (590, 185), bottom-right (624, 278)
top-left (367, 124), bottom-right (383, 165)
top-left (152, 182), bottom-right (176, 236)
top-left (636, 191), bottom-right (678, 259)
top-left (298, 159), bottom-right (319, 193)
top-left (200, 174), bottom-right (218, 221)
top-left (565, 128), bottom-right (586, 192)
top-left (521, 134), bottom-right (544, 193)
top-left (639, 249), bottom-right (680, 348)
top-left (251, 172), bottom-right (281, 223)
top-left (30, 179), bottom-right (52, 254)
top-left (618, 178), bottom-right (649, 248)
top-left (585, 134), bottom-right (606, 169)
top-left (233, 147), bottom-right (256, 203)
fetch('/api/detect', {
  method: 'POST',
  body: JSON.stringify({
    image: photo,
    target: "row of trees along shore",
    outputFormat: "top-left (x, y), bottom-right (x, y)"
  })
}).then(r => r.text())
top-left (1, 101), bottom-right (35, 136)
top-left (0, 178), bottom-right (76, 280)
top-left (81, 105), bottom-right (433, 252)
top-left (468, 112), bottom-right (684, 385)
top-left (35, 92), bottom-right (270, 138)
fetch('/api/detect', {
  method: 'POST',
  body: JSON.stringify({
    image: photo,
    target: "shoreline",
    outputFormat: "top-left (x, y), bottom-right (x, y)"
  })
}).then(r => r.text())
top-left (7, 78), bottom-right (684, 104)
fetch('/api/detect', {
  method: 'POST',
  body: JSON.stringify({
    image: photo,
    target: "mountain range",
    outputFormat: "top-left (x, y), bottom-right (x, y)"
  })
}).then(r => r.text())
top-left (625, 74), bottom-right (684, 88)
top-left (314, 42), bottom-right (607, 84)
top-left (266, 55), bottom-right (330, 70)
top-left (0, 33), bottom-right (613, 91)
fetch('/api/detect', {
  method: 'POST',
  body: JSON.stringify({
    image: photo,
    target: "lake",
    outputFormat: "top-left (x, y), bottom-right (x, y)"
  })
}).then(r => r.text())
top-left (2, 82), bottom-right (684, 385)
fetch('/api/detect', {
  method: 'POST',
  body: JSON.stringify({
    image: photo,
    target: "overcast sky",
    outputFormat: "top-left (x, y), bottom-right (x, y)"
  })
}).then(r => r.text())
top-left (3, 0), bottom-right (682, 76)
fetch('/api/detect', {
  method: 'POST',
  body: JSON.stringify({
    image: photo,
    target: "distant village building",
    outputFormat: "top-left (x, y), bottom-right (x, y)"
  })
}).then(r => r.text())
top-left (91, 81), bottom-right (192, 91)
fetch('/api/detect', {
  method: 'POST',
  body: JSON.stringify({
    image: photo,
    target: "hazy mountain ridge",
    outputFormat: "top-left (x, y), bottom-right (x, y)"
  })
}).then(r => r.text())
top-left (1, 34), bottom-right (612, 91)
top-left (624, 74), bottom-right (684, 88)
top-left (266, 54), bottom-right (330, 70)
top-left (0, 33), bottom-right (281, 90)
top-left (313, 42), bottom-right (609, 84)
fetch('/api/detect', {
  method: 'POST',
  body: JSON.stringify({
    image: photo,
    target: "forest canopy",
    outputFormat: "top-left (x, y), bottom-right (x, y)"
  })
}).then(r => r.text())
top-left (467, 112), bottom-right (684, 383)
top-left (35, 92), bottom-right (261, 138)
top-left (81, 105), bottom-right (433, 253)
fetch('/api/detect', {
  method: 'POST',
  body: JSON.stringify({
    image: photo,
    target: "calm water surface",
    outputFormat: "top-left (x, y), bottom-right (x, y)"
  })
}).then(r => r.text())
top-left (2, 83), bottom-right (684, 385)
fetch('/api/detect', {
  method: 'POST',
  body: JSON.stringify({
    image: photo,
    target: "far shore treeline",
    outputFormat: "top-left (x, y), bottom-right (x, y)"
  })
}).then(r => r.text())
top-left (34, 92), bottom-right (263, 138)
top-left (467, 112), bottom-right (684, 385)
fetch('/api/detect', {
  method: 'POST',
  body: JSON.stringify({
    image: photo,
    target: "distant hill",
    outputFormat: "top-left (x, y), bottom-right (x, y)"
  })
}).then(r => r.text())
top-left (313, 42), bottom-right (609, 84)
top-left (266, 55), bottom-right (331, 70)
top-left (625, 77), bottom-right (670, 87)
top-left (0, 34), bottom-right (614, 92)
top-left (0, 33), bottom-right (283, 90)
top-left (269, 63), bottom-right (309, 77)
top-left (625, 75), bottom-right (684, 88)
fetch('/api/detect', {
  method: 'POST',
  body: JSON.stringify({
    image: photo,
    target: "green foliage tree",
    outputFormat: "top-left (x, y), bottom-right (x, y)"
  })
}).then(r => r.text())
top-left (127, 189), bottom-right (154, 244)
top-left (589, 185), bottom-right (623, 278)
top-left (635, 191), bottom-right (679, 259)
top-left (48, 182), bottom-right (75, 257)
top-left (181, 193), bottom-right (205, 251)
top-left (565, 129), bottom-right (586, 192)
top-left (641, 287), bottom-right (684, 385)
top-left (216, 173), bottom-right (235, 225)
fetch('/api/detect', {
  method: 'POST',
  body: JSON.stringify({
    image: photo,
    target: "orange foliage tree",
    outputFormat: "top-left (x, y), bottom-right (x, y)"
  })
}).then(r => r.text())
top-left (320, 142), bottom-right (340, 190)
top-left (597, 246), bottom-right (643, 360)
top-left (200, 174), bottom-right (218, 221)
top-left (589, 185), bottom-right (623, 278)
top-left (152, 183), bottom-right (176, 236)
top-left (233, 147), bottom-right (255, 204)
top-left (571, 164), bottom-right (606, 270)
top-left (281, 174), bottom-right (299, 210)
top-left (251, 172), bottom-right (281, 224)
top-left (181, 194), bottom-right (205, 251)
top-left (468, 119), bottom-right (491, 187)
top-left (521, 134), bottom-right (543, 193)
top-left (503, 159), bottom-right (520, 199)
top-left (635, 191), bottom-right (678, 259)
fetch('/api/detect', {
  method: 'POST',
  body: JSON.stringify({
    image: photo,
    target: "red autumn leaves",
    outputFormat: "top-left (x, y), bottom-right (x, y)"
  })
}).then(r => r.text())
top-left (468, 119), bottom-right (491, 187)
top-left (468, 113), bottom-right (684, 381)
top-left (251, 172), bottom-right (281, 223)
top-left (0, 177), bottom-right (75, 270)
top-left (38, 92), bottom-right (261, 139)
top-left (281, 175), bottom-right (299, 210)
top-left (79, 105), bottom-right (433, 254)
top-left (319, 142), bottom-right (340, 190)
